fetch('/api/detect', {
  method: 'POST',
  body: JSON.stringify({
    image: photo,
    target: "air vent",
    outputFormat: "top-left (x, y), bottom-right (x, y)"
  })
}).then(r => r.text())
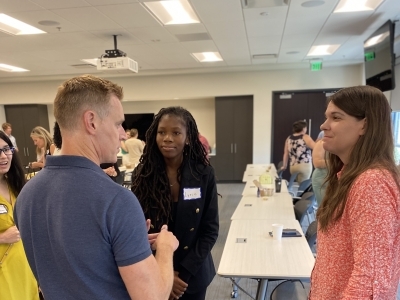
top-left (175, 33), bottom-right (211, 42)
top-left (71, 63), bottom-right (96, 69)
top-left (252, 54), bottom-right (278, 59)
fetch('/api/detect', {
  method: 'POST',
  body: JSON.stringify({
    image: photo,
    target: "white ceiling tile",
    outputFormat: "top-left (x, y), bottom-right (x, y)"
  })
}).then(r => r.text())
top-left (50, 7), bottom-right (122, 30)
top-left (0, 0), bottom-right (43, 13)
top-left (95, 3), bottom-right (159, 28)
top-left (251, 58), bottom-right (277, 64)
top-left (243, 5), bottom-right (288, 21)
top-left (9, 10), bottom-right (82, 33)
top-left (214, 39), bottom-right (250, 56)
top-left (86, 0), bottom-right (139, 5)
top-left (181, 40), bottom-right (219, 52)
top-left (225, 58), bottom-right (252, 66)
top-left (246, 20), bottom-right (285, 37)
top-left (31, 0), bottom-right (90, 9)
top-left (148, 42), bottom-right (190, 55)
top-left (248, 36), bottom-right (281, 53)
top-left (190, 0), bottom-right (243, 23)
top-left (281, 34), bottom-right (317, 48)
top-left (127, 27), bottom-right (178, 43)
top-left (206, 21), bottom-right (247, 40)
top-left (89, 30), bottom-right (143, 45)
top-left (165, 24), bottom-right (207, 35)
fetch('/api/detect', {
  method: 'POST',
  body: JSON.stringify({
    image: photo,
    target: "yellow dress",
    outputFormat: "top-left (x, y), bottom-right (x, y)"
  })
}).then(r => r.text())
top-left (0, 190), bottom-right (39, 300)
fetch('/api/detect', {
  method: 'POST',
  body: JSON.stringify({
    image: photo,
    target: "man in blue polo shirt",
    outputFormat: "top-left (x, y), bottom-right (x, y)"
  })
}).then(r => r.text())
top-left (14, 75), bottom-right (178, 300)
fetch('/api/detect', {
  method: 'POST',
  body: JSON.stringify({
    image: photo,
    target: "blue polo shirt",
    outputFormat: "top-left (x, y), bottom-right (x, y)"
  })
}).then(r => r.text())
top-left (15, 155), bottom-right (151, 300)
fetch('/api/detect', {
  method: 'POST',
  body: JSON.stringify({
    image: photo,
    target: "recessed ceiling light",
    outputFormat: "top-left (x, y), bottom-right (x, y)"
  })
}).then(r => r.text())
top-left (286, 51), bottom-right (300, 54)
top-left (307, 45), bottom-right (340, 56)
top-left (142, 0), bottom-right (200, 25)
top-left (364, 31), bottom-right (390, 47)
top-left (191, 52), bottom-right (223, 62)
top-left (0, 14), bottom-right (46, 35)
top-left (38, 20), bottom-right (60, 26)
top-left (334, 0), bottom-right (384, 13)
top-left (0, 63), bottom-right (29, 72)
top-left (301, 1), bottom-right (325, 8)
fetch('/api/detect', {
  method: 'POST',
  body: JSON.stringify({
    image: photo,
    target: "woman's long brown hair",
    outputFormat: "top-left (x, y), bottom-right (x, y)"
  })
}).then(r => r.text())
top-left (317, 86), bottom-right (400, 231)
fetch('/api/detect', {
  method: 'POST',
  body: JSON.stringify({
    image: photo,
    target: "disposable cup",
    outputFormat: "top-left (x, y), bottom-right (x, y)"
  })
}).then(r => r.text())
top-left (272, 224), bottom-right (283, 240)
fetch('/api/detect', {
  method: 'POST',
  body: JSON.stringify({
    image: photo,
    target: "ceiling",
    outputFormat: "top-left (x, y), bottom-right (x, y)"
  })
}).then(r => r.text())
top-left (0, 0), bottom-right (399, 83)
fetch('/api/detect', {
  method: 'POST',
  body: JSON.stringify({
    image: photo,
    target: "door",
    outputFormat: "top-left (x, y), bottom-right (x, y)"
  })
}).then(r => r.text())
top-left (272, 90), bottom-right (336, 180)
top-left (215, 98), bottom-right (235, 180)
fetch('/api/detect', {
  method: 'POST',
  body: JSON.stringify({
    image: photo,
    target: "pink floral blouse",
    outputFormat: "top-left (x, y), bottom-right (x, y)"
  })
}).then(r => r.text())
top-left (309, 168), bottom-right (400, 299)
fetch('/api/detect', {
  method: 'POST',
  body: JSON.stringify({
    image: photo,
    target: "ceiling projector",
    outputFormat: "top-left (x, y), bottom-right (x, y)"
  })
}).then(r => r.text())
top-left (96, 35), bottom-right (138, 73)
top-left (97, 56), bottom-right (138, 73)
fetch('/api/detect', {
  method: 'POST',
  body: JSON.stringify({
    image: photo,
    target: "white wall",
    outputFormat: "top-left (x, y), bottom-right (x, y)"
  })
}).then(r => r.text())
top-left (0, 65), bottom-right (364, 163)
top-left (46, 98), bottom-right (216, 146)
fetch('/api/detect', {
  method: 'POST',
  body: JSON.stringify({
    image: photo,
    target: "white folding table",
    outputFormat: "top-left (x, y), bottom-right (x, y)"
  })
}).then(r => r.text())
top-left (218, 219), bottom-right (315, 300)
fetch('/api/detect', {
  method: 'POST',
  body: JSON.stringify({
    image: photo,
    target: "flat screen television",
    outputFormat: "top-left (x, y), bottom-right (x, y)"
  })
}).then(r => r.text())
top-left (123, 113), bottom-right (154, 141)
top-left (364, 20), bottom-right (396, 92)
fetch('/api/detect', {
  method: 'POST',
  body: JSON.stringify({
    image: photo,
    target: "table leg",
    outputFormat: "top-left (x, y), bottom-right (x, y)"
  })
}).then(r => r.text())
top-left (255, 279), bottom-right (268, 300)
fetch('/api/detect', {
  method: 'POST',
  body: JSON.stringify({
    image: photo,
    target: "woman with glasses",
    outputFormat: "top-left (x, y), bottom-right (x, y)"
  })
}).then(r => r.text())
top-left (29, 126), bottom-right (55, 169)
top-left (0, 131), bottom-right (39, 300)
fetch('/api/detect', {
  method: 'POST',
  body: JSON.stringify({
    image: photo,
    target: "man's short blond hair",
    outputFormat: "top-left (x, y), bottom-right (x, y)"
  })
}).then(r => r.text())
top-left (54, 75), bottom-right (124, 130)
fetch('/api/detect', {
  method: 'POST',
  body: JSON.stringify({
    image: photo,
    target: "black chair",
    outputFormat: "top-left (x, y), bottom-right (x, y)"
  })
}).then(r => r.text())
top-left (294, 192), bottom-right (315, 227)
top-left (115, 170), bottom-right (125, 185)
top-left (270, 280), bottom-right (307, 300)
top-left (305, 221), bottom-right (318, 255)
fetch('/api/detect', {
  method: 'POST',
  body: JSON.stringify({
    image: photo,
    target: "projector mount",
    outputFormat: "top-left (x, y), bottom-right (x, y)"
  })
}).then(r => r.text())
top-left (102, 35), bottom-right (126, 58)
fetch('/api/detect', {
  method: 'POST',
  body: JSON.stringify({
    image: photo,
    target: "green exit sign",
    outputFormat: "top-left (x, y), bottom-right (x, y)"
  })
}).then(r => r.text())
top-left (310, 61), bottom-right (322, 71)
top-left (364, 51), bottom-right (375, 61)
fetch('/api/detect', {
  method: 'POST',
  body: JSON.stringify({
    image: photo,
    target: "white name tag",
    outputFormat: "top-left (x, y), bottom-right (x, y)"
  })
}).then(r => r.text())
top-left (183, 188), bottom-right (201, 200)
top-left (0, 204), bottom-right (8, 214)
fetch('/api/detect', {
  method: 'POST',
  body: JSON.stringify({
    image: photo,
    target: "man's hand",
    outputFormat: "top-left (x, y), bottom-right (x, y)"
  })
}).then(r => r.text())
top-left (153, 225), bottom-right (179, 252)
top-left (146, 219), bottom-right (159, 250)
top-left (169, 271), bottom-right (188, 299)
top-left (0, 226), bottom-right (21, 244)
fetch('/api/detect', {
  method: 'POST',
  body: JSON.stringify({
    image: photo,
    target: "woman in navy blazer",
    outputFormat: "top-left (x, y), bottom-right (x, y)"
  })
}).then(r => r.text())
top-left (132, 106), bottom-right (219, 300)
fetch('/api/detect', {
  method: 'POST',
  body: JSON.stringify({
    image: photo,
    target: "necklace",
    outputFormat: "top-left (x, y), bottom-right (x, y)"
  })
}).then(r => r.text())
top-left (170, 181), bottom-right (177, 187)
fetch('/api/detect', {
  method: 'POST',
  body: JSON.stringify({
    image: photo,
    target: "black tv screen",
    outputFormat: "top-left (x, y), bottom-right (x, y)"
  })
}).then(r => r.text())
top-left (123, 113), bottom-right (154, 141)
top-left (364, 20), bottom-right (396, 92)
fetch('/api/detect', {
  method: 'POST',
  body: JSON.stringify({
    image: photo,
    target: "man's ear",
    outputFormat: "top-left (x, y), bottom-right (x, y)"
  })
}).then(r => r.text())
top-left (83, 110), bottom-right (97, 135)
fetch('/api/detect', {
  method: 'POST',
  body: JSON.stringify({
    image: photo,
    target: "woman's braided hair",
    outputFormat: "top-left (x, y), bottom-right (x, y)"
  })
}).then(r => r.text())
top-left (131, 106), bottom-right (210, 229)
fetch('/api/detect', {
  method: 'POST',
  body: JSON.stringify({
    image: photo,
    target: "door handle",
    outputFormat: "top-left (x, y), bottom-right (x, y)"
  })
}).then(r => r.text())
top-left (309, 119), bottom-right (312, 136)
top-left (231, 143), bottom-right (233, 153)
top-left (234, 143), bottom-right (237, 153)
top-left (23, 147), bottom-right (26, 156)
top-left (27, 148), bottom-right (29, 156)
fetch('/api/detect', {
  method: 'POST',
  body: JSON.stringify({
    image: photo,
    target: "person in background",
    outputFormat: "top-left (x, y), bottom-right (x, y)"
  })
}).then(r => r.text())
top-left (309, 86), bottom-right (400, 299)
top-left (52, 122), bottom-right (62, 156)
top-left (280, 120), bottom-right (315, 183)
top-left (316, 130), bottom-right (324, 142)
top-left (0, 131), bottom-right (39, 300)
top-left (132, 106), bottom-right (219, 300)
top-left (2, 123), bottom-right (18, 152)
top-left (29, 126), bottom-right (55, 169)
top-left (120, 129), bottom-right (131, 165)
top-left (122, 128), bottom-right (144, 167)
top-left (311, 137), bottom-right (328, 207)
top-left (198, 132), bottom-right (210, 158)
top-left (14, 74), bottom-right (179, 299)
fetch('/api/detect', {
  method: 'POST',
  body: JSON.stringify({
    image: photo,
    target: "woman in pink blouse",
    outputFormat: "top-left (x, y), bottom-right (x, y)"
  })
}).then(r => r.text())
top-left (309, 86), bottom-right (400, 299)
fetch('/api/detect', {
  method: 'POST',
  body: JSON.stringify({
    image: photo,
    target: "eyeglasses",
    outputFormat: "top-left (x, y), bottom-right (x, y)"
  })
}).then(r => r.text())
top-left (0, 146), bottom-right (15, 156)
